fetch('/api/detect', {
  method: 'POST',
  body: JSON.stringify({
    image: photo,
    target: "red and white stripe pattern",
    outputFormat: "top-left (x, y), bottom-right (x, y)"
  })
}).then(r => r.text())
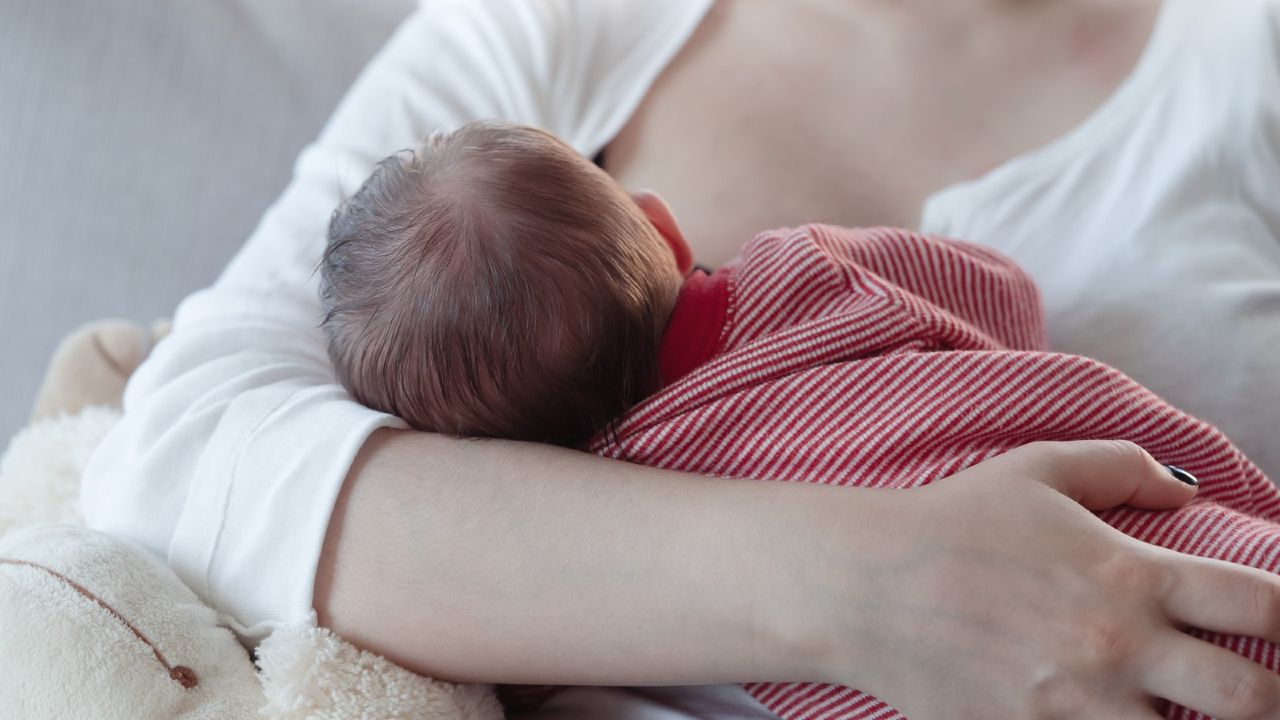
top-left (588, 225), bottom-right (1280, 720)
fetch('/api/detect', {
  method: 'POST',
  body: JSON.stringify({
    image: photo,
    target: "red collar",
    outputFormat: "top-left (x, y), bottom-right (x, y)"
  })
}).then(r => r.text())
top-left (657, 267), bottom-right (731, 386)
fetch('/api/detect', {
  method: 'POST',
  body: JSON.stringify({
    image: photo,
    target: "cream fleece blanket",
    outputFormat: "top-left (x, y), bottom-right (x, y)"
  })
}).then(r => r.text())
top-left (0, 408), bottom-right (502, 720)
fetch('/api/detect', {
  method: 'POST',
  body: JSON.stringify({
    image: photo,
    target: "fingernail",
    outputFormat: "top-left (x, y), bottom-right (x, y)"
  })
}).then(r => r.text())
top-left (1164, 464), bottom-right (1199, 486)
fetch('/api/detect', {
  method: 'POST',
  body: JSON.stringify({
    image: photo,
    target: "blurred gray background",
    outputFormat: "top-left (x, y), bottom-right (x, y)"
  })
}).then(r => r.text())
top-left (0, 0), bottom-right (414, 444)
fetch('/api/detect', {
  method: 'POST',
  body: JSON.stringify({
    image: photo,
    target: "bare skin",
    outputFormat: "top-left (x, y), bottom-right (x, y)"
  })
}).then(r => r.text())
top-left (316, 2), bottom-right (1280, 717)
top-left (608, 0), bottom-right (1160, 262)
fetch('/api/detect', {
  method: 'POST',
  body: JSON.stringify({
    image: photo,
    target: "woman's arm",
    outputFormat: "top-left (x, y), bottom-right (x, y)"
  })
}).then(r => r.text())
top-left (316, 435), bottom-right (1280, 719)
top-left (315, 429), bottom-right (844, 685)
top-left (82, 0), bottom-right (701, 639)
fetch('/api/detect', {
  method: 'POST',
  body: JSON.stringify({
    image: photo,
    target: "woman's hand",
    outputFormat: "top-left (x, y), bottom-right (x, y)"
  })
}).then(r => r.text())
top-left (818, 440), bottom-right (1280, 719)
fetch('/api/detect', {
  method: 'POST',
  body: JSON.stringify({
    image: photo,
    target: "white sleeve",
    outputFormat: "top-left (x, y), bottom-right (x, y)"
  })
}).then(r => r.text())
top-left (80, 0), bottom-right (607, 641)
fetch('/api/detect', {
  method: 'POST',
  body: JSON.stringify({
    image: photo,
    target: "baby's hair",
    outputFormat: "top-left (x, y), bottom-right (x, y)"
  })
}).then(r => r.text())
top-left (320, 121), bottom-right (675, 446)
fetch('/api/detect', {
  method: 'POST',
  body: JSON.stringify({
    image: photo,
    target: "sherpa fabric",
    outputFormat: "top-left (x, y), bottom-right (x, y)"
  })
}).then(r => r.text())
top-left (0, 524), bottom-right (263, 719)
top-left (0, 408), bottom-right (501, 720)
top-left (0, 405), bottom-right (120, 536)
top-left (257, 621), bottom-right (503, 720)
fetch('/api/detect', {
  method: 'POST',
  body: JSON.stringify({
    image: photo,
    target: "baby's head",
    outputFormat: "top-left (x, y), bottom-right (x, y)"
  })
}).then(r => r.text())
top-left (320, 121), bottom-right (691, 446)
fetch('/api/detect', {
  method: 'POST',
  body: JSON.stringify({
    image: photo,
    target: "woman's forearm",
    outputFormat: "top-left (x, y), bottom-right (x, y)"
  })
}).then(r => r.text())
top-left (313, 428), bottom-right (885, 685)
top-left (313, 432), bottom-right (1280, 720)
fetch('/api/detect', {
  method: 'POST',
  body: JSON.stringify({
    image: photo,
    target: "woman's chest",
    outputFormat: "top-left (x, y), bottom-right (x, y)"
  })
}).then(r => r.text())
top-left (604, 0), bottom-right (1159, 264)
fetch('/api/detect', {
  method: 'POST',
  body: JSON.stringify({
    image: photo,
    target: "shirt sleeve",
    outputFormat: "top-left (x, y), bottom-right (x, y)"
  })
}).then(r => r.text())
top-left (80, 0), bottom-right (580, 642)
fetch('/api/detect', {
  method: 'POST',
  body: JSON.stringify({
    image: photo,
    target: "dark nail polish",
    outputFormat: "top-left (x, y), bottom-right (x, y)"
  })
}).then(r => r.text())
top-left (1164, 464), bottom-right (1199, 486)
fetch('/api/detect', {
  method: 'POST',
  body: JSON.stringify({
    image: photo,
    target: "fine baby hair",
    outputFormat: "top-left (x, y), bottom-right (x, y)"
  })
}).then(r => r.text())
top-left (320, 121), bottom-right (684, 446)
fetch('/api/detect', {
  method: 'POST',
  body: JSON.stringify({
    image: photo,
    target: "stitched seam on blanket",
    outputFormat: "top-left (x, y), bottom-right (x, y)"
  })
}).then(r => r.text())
top-left (0, 558), bottom-right (198, 689)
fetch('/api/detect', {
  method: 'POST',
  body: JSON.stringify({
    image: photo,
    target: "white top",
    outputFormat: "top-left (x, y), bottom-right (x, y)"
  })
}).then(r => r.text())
top-left (920, 0), bottom-right (1280, 480)
top-left (82, 0), bottom-right (714, 640)
top-left (82, 0), bottom-right (1280, 717)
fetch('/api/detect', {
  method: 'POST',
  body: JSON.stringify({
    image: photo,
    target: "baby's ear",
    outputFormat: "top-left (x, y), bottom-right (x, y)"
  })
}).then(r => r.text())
top-left (631, 190), bottom-right (693, 274)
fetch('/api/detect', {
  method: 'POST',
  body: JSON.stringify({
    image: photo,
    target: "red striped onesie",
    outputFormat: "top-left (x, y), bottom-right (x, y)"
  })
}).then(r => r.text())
top-left (586, 225), bottom-right (1280, 720)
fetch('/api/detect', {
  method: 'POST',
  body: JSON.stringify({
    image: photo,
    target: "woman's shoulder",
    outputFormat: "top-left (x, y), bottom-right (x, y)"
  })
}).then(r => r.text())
top-left (417, 0), bottom-right (711, 153)
top-left (1158, 0), bottom-right (1280, 156)
top-left (529, 0), bottom-right (714, 152)
top-left (1166, 0), bottom-right (1280, 90)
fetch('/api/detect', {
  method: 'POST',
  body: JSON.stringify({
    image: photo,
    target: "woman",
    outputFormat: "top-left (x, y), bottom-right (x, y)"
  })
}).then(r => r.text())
top-left (82, 0), bottom-right (1280, 717)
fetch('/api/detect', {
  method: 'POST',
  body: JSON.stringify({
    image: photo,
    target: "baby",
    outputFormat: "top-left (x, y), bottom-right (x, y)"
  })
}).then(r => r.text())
top-left (320, 121), bottom-right (692, 446)
top-left (321, 121), bottom-right (1280, 720)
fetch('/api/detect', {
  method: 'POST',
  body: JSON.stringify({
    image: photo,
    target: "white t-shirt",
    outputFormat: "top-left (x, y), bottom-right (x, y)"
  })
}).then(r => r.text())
top-left (83, 0), bottom-right (713, 640)
top-left (82, 0), bottom-right (1280, 717)
top-left (920, 0), bottom-right (1280, 480)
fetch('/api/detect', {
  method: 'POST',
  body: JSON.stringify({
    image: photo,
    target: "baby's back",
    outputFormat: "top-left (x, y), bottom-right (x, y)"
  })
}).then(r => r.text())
top-left (589, 223), bottom-right (1280, 719)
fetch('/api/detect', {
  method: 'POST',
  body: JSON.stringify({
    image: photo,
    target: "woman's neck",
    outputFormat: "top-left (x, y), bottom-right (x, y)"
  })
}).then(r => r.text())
top-left (606, 0), bottom-right (1162, 263)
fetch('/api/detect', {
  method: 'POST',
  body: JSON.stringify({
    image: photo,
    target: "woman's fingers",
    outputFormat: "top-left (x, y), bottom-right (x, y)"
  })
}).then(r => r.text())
top-left (1158, 551), bottom-right (1280, 644)
top-left (864, 443), bottom-right (1273, 720)
top-left (1140, 629), bottom-right (1280, 719)
top-left (1141, 550), bottom-right (1280, 718)
top-left (998, 440), bottom-right (1197, 512)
